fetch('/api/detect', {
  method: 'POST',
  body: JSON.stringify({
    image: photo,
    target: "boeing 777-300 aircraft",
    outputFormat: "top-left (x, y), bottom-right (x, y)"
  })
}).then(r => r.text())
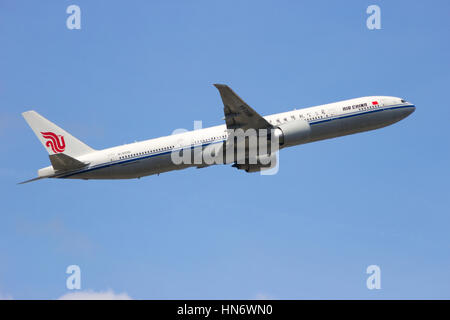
top-left (20, 84), bottom-right (415, 183)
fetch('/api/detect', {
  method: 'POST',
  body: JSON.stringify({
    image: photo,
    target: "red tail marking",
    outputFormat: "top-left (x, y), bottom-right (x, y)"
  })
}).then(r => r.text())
top-left (40, 132), bottom-right (66, 153)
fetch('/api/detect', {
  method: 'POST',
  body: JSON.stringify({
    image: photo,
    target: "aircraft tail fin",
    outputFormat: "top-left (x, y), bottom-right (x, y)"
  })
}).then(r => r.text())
top-left (22, 110), bottom-right (95, 158)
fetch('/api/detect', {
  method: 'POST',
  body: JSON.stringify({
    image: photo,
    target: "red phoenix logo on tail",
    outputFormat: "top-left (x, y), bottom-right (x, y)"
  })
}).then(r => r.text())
top-left (41, 132), bottom-right (66, 153)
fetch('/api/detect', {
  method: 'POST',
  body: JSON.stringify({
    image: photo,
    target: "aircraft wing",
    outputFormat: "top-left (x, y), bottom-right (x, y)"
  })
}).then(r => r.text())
top-left (214, 84), bottom-right (277, 173)
top-left (214, 84), bottom-right (273, 131)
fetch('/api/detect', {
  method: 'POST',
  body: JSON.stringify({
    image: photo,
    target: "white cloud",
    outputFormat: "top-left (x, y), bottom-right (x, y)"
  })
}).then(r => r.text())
top-left (58, 289), bottom-right (132, 300)
top-left (254, 293), bottom-right (272, 300)
top-left (0, 293), bottom-right (13, 300)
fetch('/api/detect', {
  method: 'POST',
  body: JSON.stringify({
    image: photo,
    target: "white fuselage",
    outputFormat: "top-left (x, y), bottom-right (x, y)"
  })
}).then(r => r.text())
top-left (40, 96), bottom-right (415, 180)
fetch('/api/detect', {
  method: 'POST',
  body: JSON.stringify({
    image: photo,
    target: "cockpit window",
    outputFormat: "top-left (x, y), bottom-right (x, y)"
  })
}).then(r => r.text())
top-left (401, 99), bottom-right (406, 103)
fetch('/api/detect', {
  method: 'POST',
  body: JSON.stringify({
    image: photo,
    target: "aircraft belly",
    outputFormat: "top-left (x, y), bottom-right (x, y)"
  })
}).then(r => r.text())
top-left (68, 153), bottom-right (193, 180)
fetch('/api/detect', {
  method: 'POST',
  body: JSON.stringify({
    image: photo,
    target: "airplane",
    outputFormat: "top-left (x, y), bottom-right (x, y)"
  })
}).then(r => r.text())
top-left (20, 84), bottom-right (415, 183)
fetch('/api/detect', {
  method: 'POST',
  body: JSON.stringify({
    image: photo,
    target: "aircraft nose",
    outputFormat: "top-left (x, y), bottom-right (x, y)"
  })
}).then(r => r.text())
top-left (405, 104), bottom-right (416, 116)
top-left (400, 99), bottom-right (415, 117)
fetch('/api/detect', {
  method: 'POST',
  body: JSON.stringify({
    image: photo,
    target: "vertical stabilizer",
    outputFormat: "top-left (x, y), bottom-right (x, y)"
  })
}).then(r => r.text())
top-left (22, 110), bottom-right (95, 158)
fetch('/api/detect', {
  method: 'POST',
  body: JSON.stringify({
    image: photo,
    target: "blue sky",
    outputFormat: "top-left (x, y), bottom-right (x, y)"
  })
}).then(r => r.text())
top-left (0, 0), bottom-right (449, 299)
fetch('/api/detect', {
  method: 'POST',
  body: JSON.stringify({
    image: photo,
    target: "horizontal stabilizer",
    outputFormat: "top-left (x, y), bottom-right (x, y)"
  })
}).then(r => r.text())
top-left (49, 153), bottom-right (88, 172)
top-left (18, 176), bottom-right (45, 184)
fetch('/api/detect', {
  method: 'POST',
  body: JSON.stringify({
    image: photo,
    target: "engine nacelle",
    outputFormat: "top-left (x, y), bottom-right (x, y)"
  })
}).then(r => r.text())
top-left (275, 119), bottom-right (311, 146)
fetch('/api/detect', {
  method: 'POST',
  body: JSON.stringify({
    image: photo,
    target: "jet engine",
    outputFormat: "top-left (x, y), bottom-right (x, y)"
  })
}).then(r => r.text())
top-left (274, 119), bottom-right (311, 146)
